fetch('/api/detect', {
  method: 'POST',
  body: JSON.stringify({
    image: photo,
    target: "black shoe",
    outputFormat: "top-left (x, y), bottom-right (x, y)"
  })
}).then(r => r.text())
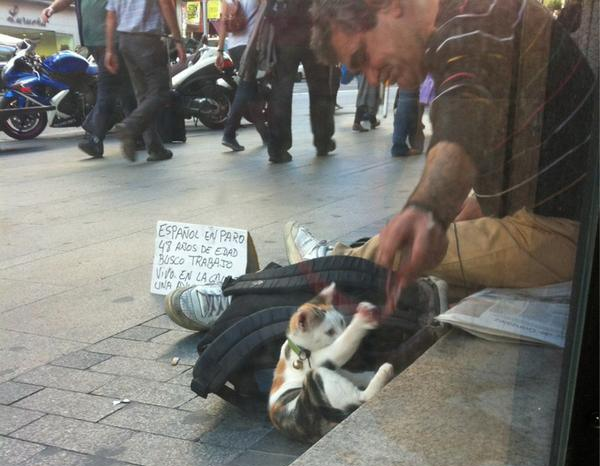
top-left (316, 139), bottom-right (336, 157)
top-left (115, 123), bottom-right (137, 162)
top-left (370, 119), bottom-right (381, 130)
top-left (352, 122), bottom-right (368, 132)
top-left (268, 151), bottom-right (292, 163)
top-left (78, 136), bottom-right (103, 158)
top-left (147, 149), bottom-right (173, 162)
top-left (222, 137), bottom-right (245, 152)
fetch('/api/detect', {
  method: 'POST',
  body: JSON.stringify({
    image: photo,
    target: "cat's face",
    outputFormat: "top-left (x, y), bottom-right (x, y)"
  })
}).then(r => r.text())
top-left (288, 283), bottom-right (346, 350)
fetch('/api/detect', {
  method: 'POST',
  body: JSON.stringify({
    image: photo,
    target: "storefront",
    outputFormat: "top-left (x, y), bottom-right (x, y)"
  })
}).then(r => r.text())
top-left (0, 1), bottom-right (79, 56)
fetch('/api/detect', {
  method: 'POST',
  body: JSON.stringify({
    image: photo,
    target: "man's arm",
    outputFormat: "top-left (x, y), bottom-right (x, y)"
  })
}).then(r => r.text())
top-left (40, 0), bottom-right (73, 23)
top-left (104, 10), bottom-right (118, 74)
top-left (215, 0), bottom-right (228, 69)
top-left (158, 0), bottom-right (186, 64)
top-left (375, 141), bottom-right (476, 311)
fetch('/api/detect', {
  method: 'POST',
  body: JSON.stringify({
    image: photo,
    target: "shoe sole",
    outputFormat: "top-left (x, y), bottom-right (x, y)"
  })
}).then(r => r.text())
top-left (222, 141), bottom-right (244, 152)
top-left (164, 289), bottom-right (210, 332)
top-left (283, 221), bottom-right (304, 265)
top-left (78, 144), bottom-right (103, 158)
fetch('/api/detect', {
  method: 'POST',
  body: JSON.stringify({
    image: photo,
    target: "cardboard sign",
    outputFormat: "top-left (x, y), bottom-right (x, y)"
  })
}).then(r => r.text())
top-left (151, 221), bottom-right (248, 295)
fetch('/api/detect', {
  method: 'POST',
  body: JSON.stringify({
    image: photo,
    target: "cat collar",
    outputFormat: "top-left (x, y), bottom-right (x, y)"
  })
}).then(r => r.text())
top-left (287, 338), bottom-right (312, 369)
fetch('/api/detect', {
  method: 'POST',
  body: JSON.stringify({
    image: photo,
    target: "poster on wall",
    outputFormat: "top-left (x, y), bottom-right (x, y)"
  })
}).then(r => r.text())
top-left (186, 1), bottom-right (201, 25)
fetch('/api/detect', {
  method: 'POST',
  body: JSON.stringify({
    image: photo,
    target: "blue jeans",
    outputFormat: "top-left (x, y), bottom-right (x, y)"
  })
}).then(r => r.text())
top-left (82, 46), bottom-right (137, 140)
top-left (391, 89), bottom-right (419, 156)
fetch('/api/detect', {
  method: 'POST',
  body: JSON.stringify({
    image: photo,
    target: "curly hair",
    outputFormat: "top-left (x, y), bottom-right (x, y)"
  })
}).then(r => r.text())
top-left (310, 0), bottom-right (392, 64)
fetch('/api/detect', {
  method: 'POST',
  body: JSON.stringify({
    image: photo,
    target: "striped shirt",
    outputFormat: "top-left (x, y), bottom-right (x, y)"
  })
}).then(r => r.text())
top-left (106, 0), bottom-right (165, 35)
top-left (425, 0), bottom-right (596, 220)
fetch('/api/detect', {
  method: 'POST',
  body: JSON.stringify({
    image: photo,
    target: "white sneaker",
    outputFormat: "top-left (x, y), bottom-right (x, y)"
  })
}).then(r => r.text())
top-left (165, 284), bottom-right (231, 331)
top-left (283, 221), bottom-right (333, 264)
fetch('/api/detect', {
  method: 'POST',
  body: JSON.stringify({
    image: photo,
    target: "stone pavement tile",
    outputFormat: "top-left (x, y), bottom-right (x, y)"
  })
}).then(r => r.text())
top-left (98, 431), bottom-right (242, 466)
top-left (167, 367), bottom-right (193, 387)
top-left (12, 415), bottom-right (134, 456)
top-left (100, 402), bottom-right (220, 440)
top-left (249, 429), bottom-right (310, 456)
top-left (224, 450), bottom-right (298, 466)
top-left (0, 268), bottom-right (164, 343)
top-left (177, 394), bottom-right (239, 417)
top-left (89, 356), bottom-right (187, 382)
top-left (0, 435), bottom-right (46, 465)
top-left (19, 447), bottom-right (133, 466)
top-left (0, 381), bottom-right (43, 405)
top-left (142, 314), bottom-right (181, 330)
top-left (198, 413), bottom-right (272, 449)
top-left (0, 404), bottom-right (44, 434)
top-left (14, 388), bottom-right (123, 422)
top-left (150, 329), bottom-right (198, 345)
top-left (0, 278), bottom-right (69, 314)
top-left (0, 329), bottom-right (85, 383)
top-left (51, 351), bottom-right (112, 370)
top-left (156, 333), bottom-right (202, 366)
top-left (87, 338), bottom-right (171, 360)
top-left (92, 376), bottom-right (196, 408)
top-left (114, 326), bottom-right (168, 342)
top-left (14, 365), bottom-right (114, 393)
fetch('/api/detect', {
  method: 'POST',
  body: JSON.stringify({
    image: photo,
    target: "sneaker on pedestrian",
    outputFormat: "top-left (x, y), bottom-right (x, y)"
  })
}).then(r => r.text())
top-left (222, 137), bottom-right (245, 152)
top-left (164, 284), bottom-right (232, 331)
top-left (78, 134), bottom-right (103, 158)
top-left (147, 149), bottom-right (173, 162)
top-left (352, 122), bottom-right (369, 132)
top-left (284, 221), bottom-right (333, 264)
top-left (115, 123), bottom-right (137, 161)
top-left (269, 151), bottom-right (292, 164)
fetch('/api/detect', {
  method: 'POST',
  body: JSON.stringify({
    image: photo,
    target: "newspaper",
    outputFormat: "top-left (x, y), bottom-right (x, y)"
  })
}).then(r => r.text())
top-left (435, 282), bottom-right (572, 348)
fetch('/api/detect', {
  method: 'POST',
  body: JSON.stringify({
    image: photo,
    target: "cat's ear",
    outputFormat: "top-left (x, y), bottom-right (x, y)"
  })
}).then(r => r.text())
top-left (318, 282), bottom-right (336, 305)
top-left (297, 312), bottom-right (307, 331)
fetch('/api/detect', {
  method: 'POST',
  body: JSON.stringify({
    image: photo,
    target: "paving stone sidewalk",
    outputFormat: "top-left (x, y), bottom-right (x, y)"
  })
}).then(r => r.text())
top-left (0, 88), bottom-right (425, 465)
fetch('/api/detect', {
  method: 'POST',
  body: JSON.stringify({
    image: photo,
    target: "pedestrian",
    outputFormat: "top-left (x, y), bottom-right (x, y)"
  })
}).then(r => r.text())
top-left (266, 0), bottom-right (337, 163)
top-left (390, 86), bottom-right (419, 156)
top-left (217, 0), bottom-right (268, 152)
top-left (352, 74), bottom-right (380, 132)
top-left (40, 0), bottom-right (137, 159)
top-left (104, 0), bottom-right (186, 162)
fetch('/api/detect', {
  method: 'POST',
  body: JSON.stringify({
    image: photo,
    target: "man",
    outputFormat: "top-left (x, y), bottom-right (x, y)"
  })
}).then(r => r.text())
top-left (216, 0), bottom-right (268, 152)
top-left (41, 0), bottom-right (137, 158)
top-left (266, 0), bottom-right (338, 163)
top-left (288, 0), bottom-right (596, 306)
top-left (104, 0), bottom-right (186, 162)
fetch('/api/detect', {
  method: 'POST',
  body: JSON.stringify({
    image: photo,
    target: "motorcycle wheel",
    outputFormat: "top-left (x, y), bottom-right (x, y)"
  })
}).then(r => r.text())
top-left (0, 97), bottom-right (48, 140)
top-left (197, 85), bottom-right (231, 130)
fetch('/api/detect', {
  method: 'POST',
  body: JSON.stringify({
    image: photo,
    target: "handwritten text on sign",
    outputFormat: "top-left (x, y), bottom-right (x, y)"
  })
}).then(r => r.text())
top-left (151, 221), bottom-right (248, 295)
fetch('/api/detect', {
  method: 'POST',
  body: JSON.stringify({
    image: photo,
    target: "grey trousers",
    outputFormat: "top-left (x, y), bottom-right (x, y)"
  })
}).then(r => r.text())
top-left (118, 33), bottom-right (170, 153)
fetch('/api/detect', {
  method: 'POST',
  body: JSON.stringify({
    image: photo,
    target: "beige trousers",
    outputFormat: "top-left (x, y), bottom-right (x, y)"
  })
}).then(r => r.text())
top-left (333, 208), bottom-right (580, 289)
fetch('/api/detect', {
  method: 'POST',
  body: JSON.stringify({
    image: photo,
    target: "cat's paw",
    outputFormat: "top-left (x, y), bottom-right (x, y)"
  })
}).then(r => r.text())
top-left (378, 363), bottom-right (395, 384)
top-left (355, 302), bottom-right (381, 329)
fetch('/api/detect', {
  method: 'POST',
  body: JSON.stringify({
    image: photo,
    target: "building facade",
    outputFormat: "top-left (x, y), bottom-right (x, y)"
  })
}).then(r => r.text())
top-left (0, 0), bottom-right (79, 56)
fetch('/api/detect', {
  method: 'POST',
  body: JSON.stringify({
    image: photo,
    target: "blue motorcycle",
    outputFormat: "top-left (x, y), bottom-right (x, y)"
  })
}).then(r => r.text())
top-left (0, 42), bottom-right (97, 140)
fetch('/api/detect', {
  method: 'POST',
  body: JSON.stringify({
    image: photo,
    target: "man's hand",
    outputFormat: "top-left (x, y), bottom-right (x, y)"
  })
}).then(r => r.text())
top-left (376, 207), bottom-right (449, 315)
top-left (176, 42), bottom-right (187, 65)
top-left (215, 52), bottom-right (225, 70)
top-left (40, 6), bottom-right (54, 23)
top-left (104, 50), bottom-right (119, 74)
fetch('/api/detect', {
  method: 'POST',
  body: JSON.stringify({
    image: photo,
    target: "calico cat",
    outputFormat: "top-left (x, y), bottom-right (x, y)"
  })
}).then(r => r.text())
top-left (268, 282), bottom-right (395, 443)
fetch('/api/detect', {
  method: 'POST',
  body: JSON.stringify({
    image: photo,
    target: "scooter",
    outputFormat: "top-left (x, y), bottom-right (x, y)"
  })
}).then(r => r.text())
top-left (0, 42), bottom-right (97, 140)
top-left (171, 46), bottom-right (236, 130)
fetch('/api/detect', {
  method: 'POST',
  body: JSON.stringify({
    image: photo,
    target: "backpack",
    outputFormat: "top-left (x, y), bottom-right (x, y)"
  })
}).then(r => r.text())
top-left (222, 0), bottom-right (249, 33)
top-left (190, 256), bottom-right (447, 413)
